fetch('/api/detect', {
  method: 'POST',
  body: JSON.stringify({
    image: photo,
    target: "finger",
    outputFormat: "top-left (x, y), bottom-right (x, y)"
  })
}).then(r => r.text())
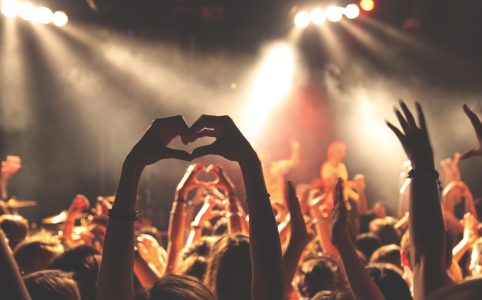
top-left (191, 143), bottom-right (219, 159)
top-left (400, 100), bottom-right (417, 128)
top-left (415, 102), bottom-right (427, 130)
top-left (163, 148), bottom-right (192, 161)
top-left (334, 178), bottom-right (346, 213)
top-left (395, 109), bottom-right (410, 133)
top-left (158, 115), bottom-right (190, 141)
top-left (188, 115), bottom-right (223, 141)
top-left (386, 121), bottom-right (406, 144)
top-left (461, 148), bottom-right (480, 161)
top-left (464, 104), bottom-right (482, 137)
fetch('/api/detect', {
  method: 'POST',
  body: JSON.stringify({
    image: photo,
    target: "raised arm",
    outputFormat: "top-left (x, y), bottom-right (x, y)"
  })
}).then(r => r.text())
top-left (189, 115), bottom-right (285, 300)
top-left (283, 181), bottom-right (309, 295)
top-left (331, 178), bottom-right (385, 300)
top-left (386, 101), bottom-right (450, 299)
top-left (166, 164), bottom-right (203, 274)
top-left (0, 229), bottom-right (31, 300)
top-left (62, 195), bottom-right (90, 244)
top-left (461, 104), bottom-right (482, 160)
top-left (97, 116), bottom-right (191, 300)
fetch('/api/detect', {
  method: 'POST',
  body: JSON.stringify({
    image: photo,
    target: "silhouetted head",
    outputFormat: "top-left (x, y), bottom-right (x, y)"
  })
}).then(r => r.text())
top-left (24, 269), bottom-right (80, 300)
top-left (49, 245), bottom-right (101, 300)
top-left (366, 264), bottom-right (412, 300)
top-left (137, 274), bottom-right (215, 300)
top-left (354, 233), bottom-right (382, 261)
top-left (204, 234), bottom-right (251, 300)
top-left (14, 237), bottom-right (63, 274)
top-left (310, 290), bottom-right (355, 300)
top-left (0, 214), bottom-right (28, 250)
top-left (369, 219), bottom-right (400, 246)
top-left (369, 244), bottom-right (402, 270)
top-left (298, 255), bottom-right (344, 298)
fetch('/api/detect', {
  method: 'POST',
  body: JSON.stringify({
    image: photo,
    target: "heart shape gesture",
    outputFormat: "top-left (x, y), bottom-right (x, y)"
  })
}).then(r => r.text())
top-left (127, 115), bottom-right (257, 170)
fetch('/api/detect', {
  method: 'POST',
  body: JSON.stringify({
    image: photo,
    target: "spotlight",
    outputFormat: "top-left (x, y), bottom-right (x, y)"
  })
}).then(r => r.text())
top-left (294, 11), bottom-right (310, 28)
top-left (325, 6), bottom-right (343, 22)
top-left (359, 0), bottom-right (375, 12)
top-left (344, 4), bottom-right (360, 19)
top-left (35, 7), bottom-right (53, 24)
top-left (310, 8), bottom-right (326, 25)
top-left (52, 10), bottom-right (68, 27)
top-left (1, 0), bottom-right (18, 18)
top-left (17, 1), bottom-right (36, 21)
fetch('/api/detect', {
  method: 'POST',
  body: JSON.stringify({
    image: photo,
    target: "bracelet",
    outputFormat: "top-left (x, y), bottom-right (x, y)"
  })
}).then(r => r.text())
top-left (407, 169), bottom-right (442, 192)
top-left (108, 209), bottom-right (140, 221)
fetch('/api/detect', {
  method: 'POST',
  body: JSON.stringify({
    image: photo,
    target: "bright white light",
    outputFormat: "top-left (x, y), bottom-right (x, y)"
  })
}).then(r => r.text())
top-left (344, 4), bottom-right (360, 19)
top-left (17, 1), bottom-right (36, 21)
top-left (241, 42), bottom-right (296, 140)
top-left (1, 0), bottom-right (18, 18)
top-left (294, 11), bottom-right (310, 28)
top-left (35, 7), bottom-right (53, 24)
top-left (310, 8), bottom-right (326, 25)
top-left (326, 6), bottom-right (343, 22)
top-left (52, 11), bottom-right (68, 27)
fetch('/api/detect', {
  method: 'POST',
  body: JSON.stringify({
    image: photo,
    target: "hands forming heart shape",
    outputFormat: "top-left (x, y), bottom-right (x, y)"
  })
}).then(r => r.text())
top-left (128, 115), bottom-right (257, 167)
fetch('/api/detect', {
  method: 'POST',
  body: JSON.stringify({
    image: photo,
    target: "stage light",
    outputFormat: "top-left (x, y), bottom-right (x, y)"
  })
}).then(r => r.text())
top-left (52, 10), bottom-right (68, 27)
top-left (310, 8), bottom-right (326, 25)
top-left (17, 1), bottom-right (36, 21)
top-left (326, 6), bottom-right (343, 22)
top-left (35, 7), bottom-right (53, 24)
top-left (359, 0), bottom-right (375, 12)
top-left (1, 0), bottom-right (18, 18)
top-left (294, 11), bottom-right (310, 28)
top-left (344, 4), bottom-right (360, 19)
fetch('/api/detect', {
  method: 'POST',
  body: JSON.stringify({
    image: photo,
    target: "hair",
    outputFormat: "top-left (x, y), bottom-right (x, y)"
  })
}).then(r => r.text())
top-left (137, 274), bottom-right (215, 300)
top-left (310, 290), bottom-right (355, 300)
top-left (298, 255), bottom-right (344, 298)
top-left (204, 234), bottom-right (251, 300)
top-left (49, 244), bottom-right (101, 300)
top-left (366, 264), bottom-right (412, 300)
top-left (179, 255), bottom-right (208, 281)
top-left (183, 237), bottom-right (214, 260)
top-left (14, 237), bottom-right (64, 274)
top-left (354, 233), bottom-right (382, 261)
top-left (0, 214), bottom-right (29, 250)
top-left (369, 244), bottom-right (402, 270)
top-left (24, 269), bottom-right (80, 300)
top-left (369, 219), bottom-right (400, 246)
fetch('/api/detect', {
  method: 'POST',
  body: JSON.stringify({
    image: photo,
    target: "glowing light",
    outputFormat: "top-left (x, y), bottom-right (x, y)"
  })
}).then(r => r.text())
top-left (310, 8), bottom-right (326, 25)
top-left (344, 4), bottom-right (360, 19)
top-left (1, 0), bottom-right (18, 18)
top-left (230, 82), bottom-right (237, 89)
top-left (241, 42), bottom-right (296, 140)
top-left (35, 7), bottom-right (53, 24)
top-left (360, 0), bottom-right (375, 12)
top-left (294, 11), bottom-right (310, 28)
top-left (52, 11), bottom-right (68, 27)
top-left (326, 6), bottom-right (343, 22)
top-left (17, 1), bottom-right (36, 21)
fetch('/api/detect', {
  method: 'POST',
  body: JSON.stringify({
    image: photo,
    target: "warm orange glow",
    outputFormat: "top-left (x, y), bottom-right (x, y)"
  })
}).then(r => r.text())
top-left (359, 0), bottom-right (375, 12)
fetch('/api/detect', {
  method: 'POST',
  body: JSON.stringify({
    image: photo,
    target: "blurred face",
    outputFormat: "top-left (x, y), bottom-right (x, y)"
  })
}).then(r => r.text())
top-left (373, 203), bottom-right (386, 218)
top-left (328, 142), bottom-right (346, 164)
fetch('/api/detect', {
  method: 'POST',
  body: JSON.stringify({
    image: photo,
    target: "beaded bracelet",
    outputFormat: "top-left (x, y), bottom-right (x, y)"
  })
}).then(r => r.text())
top-left (407, 169), bottom-right (443, 192)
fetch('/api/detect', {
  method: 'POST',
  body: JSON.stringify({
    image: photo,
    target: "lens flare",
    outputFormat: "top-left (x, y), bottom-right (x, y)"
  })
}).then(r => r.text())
top-left (360, 0), bottom-right (375, 12)
top-left (344, 4), bottom-right (360, 20)
top-left (294, 11), bottom-right (310, 28)
top-left (1, 0), bottom-right (18, 18)
top-left (310, 8), bottom-right (326, 25)
top-left (35, 7), bottom-right (53, 24)
top-left (17, 1), bottom-right (36, 21)
top-left (326, 6), bottom-right (343, 23)
top-left (52, 11), bottom-right (68, 27)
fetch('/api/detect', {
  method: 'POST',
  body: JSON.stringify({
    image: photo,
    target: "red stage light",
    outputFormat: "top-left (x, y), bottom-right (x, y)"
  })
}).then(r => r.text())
top-left (359, 0), bottom-right (375, 12)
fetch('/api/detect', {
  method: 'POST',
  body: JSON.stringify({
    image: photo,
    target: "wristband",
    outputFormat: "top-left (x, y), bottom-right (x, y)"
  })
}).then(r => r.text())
top-left (407, 169), bottom-right (442, 192)
top-left (108, 209), bottom-right (140, 221)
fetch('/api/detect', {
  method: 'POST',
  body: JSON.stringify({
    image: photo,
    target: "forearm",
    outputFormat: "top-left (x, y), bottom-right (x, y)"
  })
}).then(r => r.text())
top-left (98, 159), bottom-right (143, 300)
top-left (239, 157), bottom-right (285, 300)
top-left (465, 194), bottom-right (477, 220)
top-left (337, 239), bottom-right (385, 300)
top-left (411, 175), bottom-right (449, 299)
top-left (166, 199), bottom-right (187, 274)
top-left (283, 226), bottom-right (308, 295)
top-left (134, 256), bottom-right (161, 289)
top-left (227, 194), bottom-right (242, 233)
top-left (0, 230), bottom-right (31, 300)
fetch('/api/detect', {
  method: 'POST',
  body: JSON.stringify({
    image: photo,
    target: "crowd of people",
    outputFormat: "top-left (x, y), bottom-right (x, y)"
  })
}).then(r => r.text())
top-left (1, 102), bottom-right (482, 300)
